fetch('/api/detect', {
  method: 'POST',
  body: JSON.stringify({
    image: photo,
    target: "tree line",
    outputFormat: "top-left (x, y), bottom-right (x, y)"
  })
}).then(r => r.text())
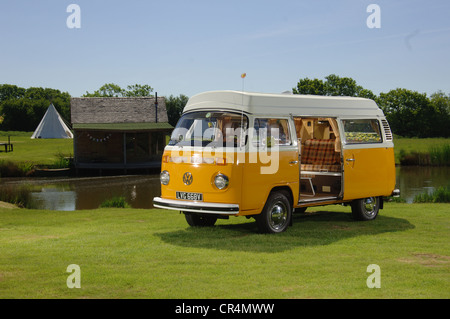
top-left (1, 77), bottom-right (449, 138)
top-left (0, 83), bottom-right (187, 131)
top-left (293, 74), bottom-right (450, 138)
top-left (0, 84), bottom-right (71, 131)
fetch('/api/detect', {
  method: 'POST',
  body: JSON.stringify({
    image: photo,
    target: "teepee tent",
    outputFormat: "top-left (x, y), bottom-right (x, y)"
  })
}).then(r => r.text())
top-left (31, 104), bottom-right (73, 139)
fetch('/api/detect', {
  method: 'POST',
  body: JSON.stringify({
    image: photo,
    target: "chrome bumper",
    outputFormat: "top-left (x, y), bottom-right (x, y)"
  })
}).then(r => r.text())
top-left (392, 189), bottom-right (401, 197)
top-left (153, 197), bottom-right (239, 215)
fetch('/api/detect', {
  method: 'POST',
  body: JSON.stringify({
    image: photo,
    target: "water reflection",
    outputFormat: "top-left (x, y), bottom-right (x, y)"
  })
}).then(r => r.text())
top-left (0, 166), bottom-right (448, 210)
top-left (396, 166), bottom-right (450, 203)
top-left (1, 175), bottom-right (161, 210)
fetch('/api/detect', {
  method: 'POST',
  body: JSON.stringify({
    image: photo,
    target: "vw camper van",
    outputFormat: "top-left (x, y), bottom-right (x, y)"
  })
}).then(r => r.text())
top-left (153, 91), bottom-right (399, 233)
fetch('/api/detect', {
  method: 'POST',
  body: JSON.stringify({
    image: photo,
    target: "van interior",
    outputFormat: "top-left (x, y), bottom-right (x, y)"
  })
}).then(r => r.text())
top-left (293, 117), bottom-right (343, 203)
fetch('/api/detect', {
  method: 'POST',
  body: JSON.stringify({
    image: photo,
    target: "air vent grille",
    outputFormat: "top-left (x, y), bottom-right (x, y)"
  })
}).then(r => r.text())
top-left (381, 119), bottom-right (393, 141)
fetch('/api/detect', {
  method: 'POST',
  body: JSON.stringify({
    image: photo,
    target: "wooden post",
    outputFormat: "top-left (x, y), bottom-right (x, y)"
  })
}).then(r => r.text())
top-left (123, 132), bottom-right (127, 174)
top-left (155, 92), bottom-right (158, 123)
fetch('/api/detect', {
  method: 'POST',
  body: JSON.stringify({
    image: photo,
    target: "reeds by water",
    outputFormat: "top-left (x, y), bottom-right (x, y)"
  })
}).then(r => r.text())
top-left (0, 184), bottom-right (37, 208)
top-left (399, 144), bottom-right (450, 166)
top-left (0, 160), bottom-right (34, 177)
top-left (99, 196), bottom-right (131, 208)
top-left (413, 186), bottom-right (450, 203)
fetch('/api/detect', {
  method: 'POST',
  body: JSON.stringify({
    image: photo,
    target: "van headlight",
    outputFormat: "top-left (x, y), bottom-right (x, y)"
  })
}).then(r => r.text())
top-left (214, 174), bottom-right (229, 190)
top-left (160, 170), bottom-right (170, 185)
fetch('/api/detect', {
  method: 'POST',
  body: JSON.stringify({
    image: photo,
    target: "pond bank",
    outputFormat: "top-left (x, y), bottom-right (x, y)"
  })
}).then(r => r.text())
top-left (0, 201), bottom-right (18, 209)
top-left (0, 166), bottom-right (448, 210)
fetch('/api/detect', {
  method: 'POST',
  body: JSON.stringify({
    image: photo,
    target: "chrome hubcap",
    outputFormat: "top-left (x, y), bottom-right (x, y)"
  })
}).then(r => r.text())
top-left (363, 197), bottom-right (377, 217)
top-left (269, 201), bottom-right (288, 230)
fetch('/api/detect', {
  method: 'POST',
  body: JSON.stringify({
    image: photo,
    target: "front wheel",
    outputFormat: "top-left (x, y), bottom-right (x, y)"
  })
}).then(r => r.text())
top-left (184, 212), bottom-right (217, 227)
top-left (255, 191), bottom-right (292, 233)
top-left (351, 197), bottom-right (380, 221)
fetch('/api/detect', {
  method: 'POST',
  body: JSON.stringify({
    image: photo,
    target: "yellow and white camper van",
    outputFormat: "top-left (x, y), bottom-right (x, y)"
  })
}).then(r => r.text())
top-left (153, 91), bottom-right (399, 233)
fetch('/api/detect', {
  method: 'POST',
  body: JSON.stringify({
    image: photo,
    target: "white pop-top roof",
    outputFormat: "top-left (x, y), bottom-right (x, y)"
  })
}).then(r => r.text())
top-left (184, 90), bottom-right (385, 118)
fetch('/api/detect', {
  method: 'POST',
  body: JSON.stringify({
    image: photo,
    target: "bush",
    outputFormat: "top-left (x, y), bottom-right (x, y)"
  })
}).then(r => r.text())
top-left (50, 153), bottom-right (72, 169)
top-left (99, 196), bottom-right (130, 208)
top-left (0, 160), bottom-right (34, 177)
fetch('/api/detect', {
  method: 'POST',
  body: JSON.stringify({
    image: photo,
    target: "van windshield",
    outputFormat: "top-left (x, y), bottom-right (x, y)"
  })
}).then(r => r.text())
top-left (169, 111), bottom-right (248, 147)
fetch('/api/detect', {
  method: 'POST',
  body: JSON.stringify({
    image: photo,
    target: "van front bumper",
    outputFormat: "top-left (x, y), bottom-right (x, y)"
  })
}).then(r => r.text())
top-left (153, 197), bottom-right (240, 215)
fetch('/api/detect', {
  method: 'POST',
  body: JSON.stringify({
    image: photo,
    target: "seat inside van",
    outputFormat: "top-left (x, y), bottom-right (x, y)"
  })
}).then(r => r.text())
top-left (294, 118), bottom-right (342, 200)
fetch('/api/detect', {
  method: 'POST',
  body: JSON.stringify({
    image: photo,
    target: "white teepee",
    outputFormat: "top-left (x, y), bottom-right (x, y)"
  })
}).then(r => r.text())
top-left (31, 104), bottom-right (73, 139)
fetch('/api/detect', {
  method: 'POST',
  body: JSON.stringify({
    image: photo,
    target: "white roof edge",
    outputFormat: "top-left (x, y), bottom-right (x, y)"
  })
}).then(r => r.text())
top-left (184, 90), bottom-right (384, 117)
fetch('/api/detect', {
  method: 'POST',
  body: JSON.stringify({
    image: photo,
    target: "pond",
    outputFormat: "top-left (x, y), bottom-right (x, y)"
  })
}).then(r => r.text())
top-left (395, 166), bottom-right (449, 203)
top-left (0, 166), bottom-right (448, 210)
top-left (0, 175), bottom-right (161, 211)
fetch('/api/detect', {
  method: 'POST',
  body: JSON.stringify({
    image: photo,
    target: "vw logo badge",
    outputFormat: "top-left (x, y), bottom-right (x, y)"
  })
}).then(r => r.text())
top-left (183, 172), bottom-right (193, 185)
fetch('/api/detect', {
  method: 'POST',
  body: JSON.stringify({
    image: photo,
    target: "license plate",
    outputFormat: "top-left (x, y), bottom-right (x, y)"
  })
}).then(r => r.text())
top-left (176, 191), bottom-right (203, 201)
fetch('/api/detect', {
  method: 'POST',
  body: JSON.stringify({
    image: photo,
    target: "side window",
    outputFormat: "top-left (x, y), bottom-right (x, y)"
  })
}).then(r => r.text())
top-left (253, 118), bottom-right (291, 147)
top-left (342, 119), bottom-right (382, 144)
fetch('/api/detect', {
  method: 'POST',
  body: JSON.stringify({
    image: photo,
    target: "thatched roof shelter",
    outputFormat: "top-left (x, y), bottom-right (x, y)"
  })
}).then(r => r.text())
top-left (70, 96), bottom-right (172, 174)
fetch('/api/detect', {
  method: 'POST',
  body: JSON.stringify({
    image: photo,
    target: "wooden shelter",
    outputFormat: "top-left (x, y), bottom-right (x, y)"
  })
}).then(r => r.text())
top-left (70, 96), bottom-right (172, 173)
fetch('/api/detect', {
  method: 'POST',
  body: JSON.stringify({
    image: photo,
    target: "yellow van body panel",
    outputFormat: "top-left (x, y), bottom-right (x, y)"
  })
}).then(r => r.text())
top-left (160, 149), bottom-right (299, 216)
top-left (343, 147), bottom-right (396, 200)
top-left (160, 151), bottom-right (243, 209)
top-left (241, 150), bottom-right (299, 215)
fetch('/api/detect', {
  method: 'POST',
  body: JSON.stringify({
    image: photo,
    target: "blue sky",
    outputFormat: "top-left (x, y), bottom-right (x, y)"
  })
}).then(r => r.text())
top-left (1, 0), bottom-right (449, 98)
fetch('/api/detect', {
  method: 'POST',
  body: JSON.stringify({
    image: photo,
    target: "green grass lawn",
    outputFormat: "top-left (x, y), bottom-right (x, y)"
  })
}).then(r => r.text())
top-left (1, 203), bottom-right (449, 299)
top-left (0, 131), bottom-right (73, 166)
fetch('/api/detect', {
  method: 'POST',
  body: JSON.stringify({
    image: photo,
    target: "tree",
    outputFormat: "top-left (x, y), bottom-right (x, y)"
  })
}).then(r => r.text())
top-left (83, 83), bottom-right (154, 97)
top-left (165, 94), bottom-right (188, 126)
top-left (83, 83), bottom-right (125, 97)
top-left (124, 84), bottom-right (154, 97)
top-left (292, 78), bottom-right (325, 95)
top-left (0, 84), bottom-right (26, 101)
top-left (377, 88), bottom-right (436, 137)
top-left (429, 91), bottom-right (450, 137)
top-left (0, 85), bottom-right (71, 131)
top-left (293, 74), bottom-right (376, 99)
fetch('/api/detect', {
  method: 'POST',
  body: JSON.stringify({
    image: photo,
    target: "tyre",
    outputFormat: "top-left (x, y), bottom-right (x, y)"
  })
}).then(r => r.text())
top-left (255, 191), bottom-right (292, 233)
top-left (351, 197), bottom-right (380, 221)
top-left (184, 212), bottom-right (217, 227)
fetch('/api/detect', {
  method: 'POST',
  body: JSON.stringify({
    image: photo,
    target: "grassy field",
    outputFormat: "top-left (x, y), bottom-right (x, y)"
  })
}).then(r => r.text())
top-left (393, 137), bottom-right (449, 165)
top-left (0, 203), bottom-right (449, 299)
top-left (0, 131), bottom-right (73, 166)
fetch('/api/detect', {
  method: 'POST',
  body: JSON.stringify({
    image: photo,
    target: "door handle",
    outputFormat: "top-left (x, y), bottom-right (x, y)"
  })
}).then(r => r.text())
top-left (289, 160), bottom-right (299, 164)
top-left (346, 158), bottom-right (355, 162)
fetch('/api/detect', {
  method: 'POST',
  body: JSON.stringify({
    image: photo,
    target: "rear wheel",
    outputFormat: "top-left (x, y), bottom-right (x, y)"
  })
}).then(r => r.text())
top-left (351, 197), bottom-right (380, 221)
top-left (255, 191), bottom-right (292, 233)
top-left (184, 212), bottom-right (217, 227)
